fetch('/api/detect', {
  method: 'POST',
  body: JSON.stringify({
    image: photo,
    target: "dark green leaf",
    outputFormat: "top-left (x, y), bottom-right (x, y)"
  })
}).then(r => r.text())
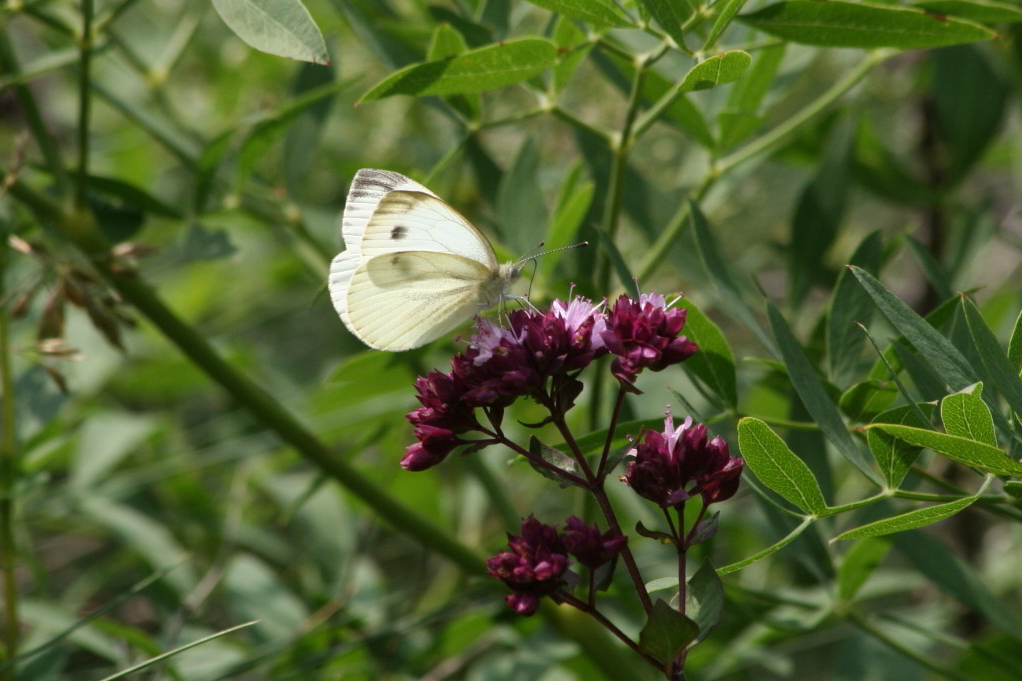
top-left (595, 230), bottom-right (640, 300)
top-left (705, 0), bottom-right (751, 50)
top-left (868, 424), bottom-right (1022, 476)
top-left (640, 0), bottom-right (695, 47)
top-left (737, 418), bottom-right (828, 515)
top-left (739, 0), bottom-right (996, 48)
top-left (1008, 309), bottom-right (1022, 375)
top-left (767, 302), bottom-right (881, 483)
top-left (962, 297), bottom-right (1022, 423)
top-left (851, 266), bottom-right (977, 391)
top-left (686, 561), bottom-right (724, 644)
top-left (211, 0), bottom-right (329, 64)
top-left (181, 223), bottom-right (238, 262)
top-left (834, 494), bottom-right (980, 541)
top-left (941, 388), bottom-right (995, 446)
top-left (528, 436), bottom-right (582, 486)
top-left (914, 0), bottom-right (1022, 22)
top-left (676, 298), bottom-right (738, 408)
top-left (839, 379), bottom-right (897, 423)
top-left (868, 403), bottom-right (935, 487)
top-left (638, 600), bottom-right (699, 665)
top-left (827, 230), bottom-right (884, 382)
top-left (496, 136), bottom-right (547, 254)
top-left (426, 7), bottom-right (494, 46)
top-left (87, 176), bottom-right (183, 220)
top-left (905, 235), bottom-right (953, 302)
top-left (677, 51), bottom-right (751, 93)
top-left (525, 0), bottom-right (633, 27)
top-left (358, 39), bottom-right (559, 103)
top-left (838, 537), bottom-right (891, 601)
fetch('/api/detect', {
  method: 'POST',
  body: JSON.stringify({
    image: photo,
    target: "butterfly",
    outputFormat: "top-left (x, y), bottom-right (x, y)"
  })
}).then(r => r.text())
top-left (328, 169), bottom-right (526, 351)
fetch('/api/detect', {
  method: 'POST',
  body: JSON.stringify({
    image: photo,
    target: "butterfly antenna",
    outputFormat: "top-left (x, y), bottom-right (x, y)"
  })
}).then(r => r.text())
top-left (514, 241), bottom-right (589, 267)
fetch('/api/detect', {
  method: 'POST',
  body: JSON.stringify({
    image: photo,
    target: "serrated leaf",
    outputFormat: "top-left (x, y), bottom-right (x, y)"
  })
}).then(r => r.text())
top-left (739, 0), bottom-right (996, 48)
top-left (737, 418), bottom-right (828, 514)
top-left (677, 51), bottom-right (751, 93)
top-left (705, 0), bottom-right (750, 50)
top-left (834, 494), bottom-right (980, 541)
top-left (838, 537), bottom-right (891, 601)
top-left (962, 297), bottom-right (1022, 423)
top-left (851, 266), bottom-right (977, 391)
top-left (913, 0), bottom-right (1022, 22)
top-left (638, 600), bottom-right (699, 665)
top-left (868, 424), bottom-right (1022, 476)
top-left (358, 38), bottom-right (559, 103)
top-left (677, 298), bottom-right (737, 408)
top-left (687, 561), bottom-right (724, 644)
top-left (868, 403), bottom-right (935, 487)
top-left (640, 0), bottom-right (695, 47)
top-left (525, 0), bottom-right (633, 27)
top-left (839, 379), bottom-right (897, 423)
top-left (211, 0), bottom-right (329, 64)
top-left (941, 390), bottom-right (995, 446)
top-left (767, 302), bottom-right (881, 483)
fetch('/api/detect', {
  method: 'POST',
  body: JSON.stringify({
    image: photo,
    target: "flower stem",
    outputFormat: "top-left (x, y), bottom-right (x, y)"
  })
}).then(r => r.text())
top-left (673, 504), bottom-right (687, 673)
top-left (0, 236), bottom-right (19, 681)
top-left (597, 386), bottom-right (627, 479)
top-left (557, 592), bottom-right (663, 671)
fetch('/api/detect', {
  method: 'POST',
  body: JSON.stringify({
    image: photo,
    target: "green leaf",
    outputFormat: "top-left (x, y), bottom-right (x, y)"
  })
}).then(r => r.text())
top-left (541, 174), bottom-right (593, 282)
top-left (677, 51), bottom-right (751, 94)
top-left (181, 223), bottom-right (238, 262)
top-left (737, 418), bottom-right (828, 515)
top-left (640, 0), bottom-right (695, 47)
top-left (646, 69), bottom-right (715, 147)
top-left (283, 61), bottom-right (337, 190)
top-left (553, 16), bottom-right (593, 94)
top-left (211, 0), bottom-right (329, 64)
top-left (838, 537), bottom-right (891, 601)
top-left (705, 0), bottom-right (751, 50)
top-left (595, 230), bottom-right (640, 300)
top-left (525, 0), bottom-right (633, 27)
top-left (962, 296), bottom-right (1022, 423)
top-left (690, 202), bottom-right (777, 356)
top-left (358, 38), bottom-right (559, 103)
top-left (941, 389), bottom-right (995, 447)
top-left (686, 561), bottom-right (724, 644)
top-left (833, 494), bottom-right (980, 541)
top-left (739, 1), bottom-right (997, 48)
top-left (528, 436), bottom-right (582, 486)
top-left (676, 298), bottom-right (737, 408)
top-left (913, 0), bottom-right (1022, 24)
top-left (868, 424), bottom-right (1022, 476)
top-left (827, 231), bottom-right (884, 381)
top-left (719, 43), bottom-right (785, 149)
top-left (496, 136), bottom-right (547, 254)
top-left (839, 379), bottom-right (897, 423)
top-left (868, 403), bottom-right (935, 487)
top-left (851, 266), bottom-right (977, 391)
top-left (1008, 309), bottom-right (1022, 375)
top-left (905, 235), bottom-right (953, 302)
top-left (767, 302), bottom-right (881, 484)
top-left (638, 600), bottom-right (699, 665)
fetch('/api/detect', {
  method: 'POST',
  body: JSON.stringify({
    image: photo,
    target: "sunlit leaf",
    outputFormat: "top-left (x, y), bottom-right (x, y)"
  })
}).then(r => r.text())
top-left (211, 0), bottom-right (329, 64)
top-left (738, 418), bottom-right (828, 515)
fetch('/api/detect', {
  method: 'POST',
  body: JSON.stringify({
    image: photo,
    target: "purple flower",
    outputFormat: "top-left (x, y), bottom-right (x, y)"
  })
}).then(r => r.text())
top-left (599, 292), bottom-right (698, 392)
top-left (561, 516), bottom-right (627, 569)
top-left (487, 516), bottom-right (571, 615)
top-left (622, 407), bottom-right (743, 508)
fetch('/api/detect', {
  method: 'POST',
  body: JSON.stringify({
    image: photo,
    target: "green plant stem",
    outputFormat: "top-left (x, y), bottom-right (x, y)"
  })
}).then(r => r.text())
top-left (76, 0), bottom-right (94, 209)
top-left (847, 610), bottom-right (975, 681)
top-left (636, 49), bottom-right (894, 282)
top-left (0, 28), bottom-right (70, 195)
top-left (0, 237), bottom-right (18, 681)
top-left (550, 106), bottom-right (614, 147)
top-left (6, 175), bottom-right (487, 577)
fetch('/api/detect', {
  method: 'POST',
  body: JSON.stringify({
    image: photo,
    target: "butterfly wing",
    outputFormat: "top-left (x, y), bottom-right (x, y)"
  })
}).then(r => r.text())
top-left (330, 170), bottom-right (440, 328)
top-left (345, 251), bottom-right (499, 350)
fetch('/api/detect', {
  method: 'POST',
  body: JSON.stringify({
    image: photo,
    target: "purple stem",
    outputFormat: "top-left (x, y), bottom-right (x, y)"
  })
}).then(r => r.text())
top-left (557, 591), bottom-right (665, 672)
top-left (597, 386), bottom-right (628, 480)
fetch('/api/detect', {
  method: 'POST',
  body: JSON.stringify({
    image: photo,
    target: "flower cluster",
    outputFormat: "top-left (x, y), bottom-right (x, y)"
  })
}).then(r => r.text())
top-left (622, 407), bottom-right (744, 508)
top-left (403, 293), bottom-right (698, 470)
top-left (598, 293), bottom-right (699, 392)
top-left (486, 516), bottom-right (626, 615)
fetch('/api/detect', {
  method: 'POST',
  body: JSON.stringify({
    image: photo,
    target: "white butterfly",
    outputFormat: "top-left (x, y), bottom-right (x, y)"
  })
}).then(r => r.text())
top-left (328, 169), bottom-right (526, 351)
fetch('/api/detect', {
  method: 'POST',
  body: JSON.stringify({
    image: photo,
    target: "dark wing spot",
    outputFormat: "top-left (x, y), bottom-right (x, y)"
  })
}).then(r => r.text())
top-left (391, 225), bottom-right (408, 240)
top-left (391, 255), bottom-right (401, 265)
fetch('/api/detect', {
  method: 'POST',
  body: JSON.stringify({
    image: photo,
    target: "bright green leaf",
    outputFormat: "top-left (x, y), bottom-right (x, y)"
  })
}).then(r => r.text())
top-left (941, 389), bottom-right (995, 446)
top-left (705, 0), bottom-right (751, 50)
top-left (358, 39), bottom-right (559, 103)
top-left (767, 302), bottom-right (881, 484)
top-left (833, 494), bottom-right (980, 541)
top-left (739, 1), bottom-right (996, 48)
top-left (738, 418), bottom-right (828, 515)
top-left (677, 298), bottom-right (738, 408)
top-left (553, 16), bottom-right (593, 94)
top-left (868, 424), bottom-right (1022, 476)
top-left (211, 0), bottom-right (329, 64)
top-left (526, 0), bottom-right (633, 26)
top-left (677, 51), bottom-right (751, 93)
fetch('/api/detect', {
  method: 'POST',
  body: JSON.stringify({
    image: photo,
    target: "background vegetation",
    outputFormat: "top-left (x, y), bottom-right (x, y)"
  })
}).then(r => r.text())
top-left (2, 0), bottom-right (1022, 679)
